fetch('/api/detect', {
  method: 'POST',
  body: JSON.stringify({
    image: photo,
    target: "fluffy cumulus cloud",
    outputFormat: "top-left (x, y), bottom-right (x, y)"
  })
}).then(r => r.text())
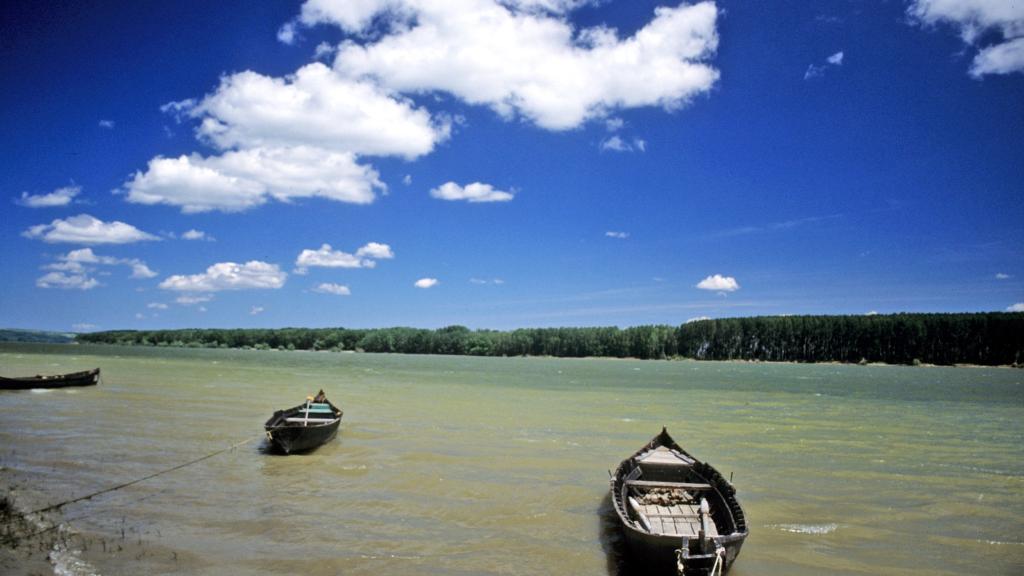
top-left (414, 277), bottom-right (439, 288)
top-left (159, 261), bottom-right (287, 292)
top-left (313, 282), bottom-right (352, 295)
top-left (23, 214), bottom-right (159, 244)
top-left (318, 0), bottom-right (720, 130)
top-left (1008, 302), bottom-right (1024, 312)
top-left (186, 63), bottom-right (448, 158)
top-left (696, 273), bottom-right (739, 292)
top-left (295, 242), bottom-right (394, 273)
top-left (908, 0), bottom-right (1024, 77)
top-left (16, 185), bottom-right (81, 208)
top-left (430, 181), bottom-right (514, 203)
top-left (182, 229), bottom-right (211, 241)
top-left (123, 146), bottom-right (384, 213)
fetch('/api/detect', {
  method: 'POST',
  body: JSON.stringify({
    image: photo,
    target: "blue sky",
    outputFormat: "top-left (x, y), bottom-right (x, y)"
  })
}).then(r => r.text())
top-left (2, 0), bottom-right (1022, 332)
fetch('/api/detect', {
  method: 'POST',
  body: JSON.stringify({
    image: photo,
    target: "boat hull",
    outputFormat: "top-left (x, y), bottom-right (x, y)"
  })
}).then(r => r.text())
top-left (610, 428), bottom-right (748, 575)
top-left (0, 368), bottom-right (100, 391)
top-left (263, 400), bottom-right (343, 454)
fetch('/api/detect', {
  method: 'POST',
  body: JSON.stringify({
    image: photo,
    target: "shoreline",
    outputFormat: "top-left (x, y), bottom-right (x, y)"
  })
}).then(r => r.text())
top-left (2, 341), bottom-right (1020, 370)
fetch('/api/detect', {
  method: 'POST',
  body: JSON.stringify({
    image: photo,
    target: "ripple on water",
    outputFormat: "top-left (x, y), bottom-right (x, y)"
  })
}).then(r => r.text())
top-left (769, 523), bottom-right (840, 535)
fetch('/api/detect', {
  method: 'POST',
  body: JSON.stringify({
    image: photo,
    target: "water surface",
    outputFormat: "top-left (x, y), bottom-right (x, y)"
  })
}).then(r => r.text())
top-left (1, 344), bottom-right (1022, 575)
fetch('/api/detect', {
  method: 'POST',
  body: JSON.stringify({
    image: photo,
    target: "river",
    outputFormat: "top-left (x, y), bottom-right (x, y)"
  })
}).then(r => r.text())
top-left (1, 343), bottom-right (1022, 575)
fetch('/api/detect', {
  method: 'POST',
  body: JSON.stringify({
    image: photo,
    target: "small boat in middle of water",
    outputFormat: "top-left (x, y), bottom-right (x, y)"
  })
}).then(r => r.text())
top-left (264, 392), bottom-right (343, 454)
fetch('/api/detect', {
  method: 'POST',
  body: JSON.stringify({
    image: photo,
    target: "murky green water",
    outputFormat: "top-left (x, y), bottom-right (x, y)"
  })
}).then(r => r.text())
top-left (1, 344), bottom-right (1022, 575)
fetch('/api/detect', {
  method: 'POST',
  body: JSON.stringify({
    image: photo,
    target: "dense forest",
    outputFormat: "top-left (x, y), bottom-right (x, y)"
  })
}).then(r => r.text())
top-left (0, 329), bottom-right (75, 344)
top-left (73, 313), bottom-right (1024, 366)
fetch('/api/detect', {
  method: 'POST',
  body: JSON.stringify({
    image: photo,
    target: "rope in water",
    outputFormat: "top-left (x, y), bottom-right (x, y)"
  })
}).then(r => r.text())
top-left (30, 434), bottom-right (260, 516)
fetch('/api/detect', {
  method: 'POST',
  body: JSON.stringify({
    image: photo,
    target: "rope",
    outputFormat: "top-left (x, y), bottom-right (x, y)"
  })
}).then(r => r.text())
top-left (30, 435), bottom-right (260, 516)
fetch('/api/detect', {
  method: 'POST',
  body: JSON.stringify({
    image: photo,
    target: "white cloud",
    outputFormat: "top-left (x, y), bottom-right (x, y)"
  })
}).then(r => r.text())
top-left (995, 272), bottom-right (1011, 279)
top-left (123, 146), bottom-right (384, 213)
top-left (130, 263), bottom-right (158, 279)
top-left (185, 62), bottom-right (448, 159)
top-left (908, 0), bottom-right (1024, 77)
top-left (470, 277), bottom-right (504, 285)
top-left (313, 282), bottom-right (352, 295)
top-left (148, 302), bottom-right (169, 310)
top-left (16, 185), bottom-right (81, 208)
top-left (182, 229), bottom-right (212, 241)
top-left (685, 316), bottom-right (711, 323)
top-left (804, 50), bottom-right (844, 80)
top-left (278, 21), bottom-right (298, 44)
top-left (605, 231), bottom-right (629, 239)
top-left (159, 261), bottom-right (287, 292)
top-left (98, 119), bottom-right (115, 129)
top-left (696, 274), bottom-right (739, 292)
top-left (355, 242), bottom-right (395, 260)
top-left (866, 310), bottom-right (880, 316)
top-left (402, 174), bottom-right (412, 185)
top-left (605, 117), bottom-right (625, 132)
top-left (430, 181), bottom-right (514, 203)
top-left (414, 277), bottom-right (439, 288)
top-left (176, 294), bottom-right (213, 306)
top-left (36, 271), bottom-right (99, 290)
top-left (46, 248), bottom-right (157, 281)
top-left (601, 135), bottom-right (647, 152)
top-left (314, 41), bottom-right (337, 60)
top-left (971, 37), bottom-right (1024, 76)
top-left (251, 306), bottom-right (265, 315)
top-left (318, 0), bottom-right (719, 130)
top-left (295, 242), bottom-right (393, 273)
top-left (1008, 302), bottom-right (1024, 312)
top-left (23, 214), bottom-right (158, 244)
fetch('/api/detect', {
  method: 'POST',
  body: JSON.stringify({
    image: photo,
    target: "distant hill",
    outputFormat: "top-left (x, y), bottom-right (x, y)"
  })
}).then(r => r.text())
top-left (0, 329), bottom-right (76, 344)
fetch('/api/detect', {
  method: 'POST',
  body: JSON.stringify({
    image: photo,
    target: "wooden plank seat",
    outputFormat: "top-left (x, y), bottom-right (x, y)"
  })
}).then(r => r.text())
top-left (625, 479), bottom-right (713, 490)
top-left (284, 417), bottom-right (337, 423)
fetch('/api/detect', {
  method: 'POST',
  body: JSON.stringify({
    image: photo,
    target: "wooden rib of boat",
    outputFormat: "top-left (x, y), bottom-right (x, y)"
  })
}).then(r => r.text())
top-left (0, 368), bottom-right (101, 391)
top-left (610, 428), bottom-right (748, 575)
top-left (263, 396), bottom-right (343, 454)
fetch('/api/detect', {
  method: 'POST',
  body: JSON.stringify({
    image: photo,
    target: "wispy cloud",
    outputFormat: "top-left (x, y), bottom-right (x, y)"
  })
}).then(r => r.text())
top-left (23, 214), bottom-right (159, 244)
top-left (708, 214), bottom-right (841, 239)
top-left (600, 136), bottom-right (646, 153)
top-left (907, 0), bottom-right (1024, 77)
top-left (98, 119), bottom-right (115, 129)
top-left (605, 231), bottom-right (630, 239)
top-left (313, 282), bottom-right (351, 296)
top-left (804, 51), bottom-right (844, 80)
top-left (16, 185), bottom-right (81, 208)
top-left (995, 272), bottom-right (1011, 280)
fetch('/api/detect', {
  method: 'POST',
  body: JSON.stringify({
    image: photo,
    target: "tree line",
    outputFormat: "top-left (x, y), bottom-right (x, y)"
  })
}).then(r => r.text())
top-left (74, 312), bottom-right (1024, 366)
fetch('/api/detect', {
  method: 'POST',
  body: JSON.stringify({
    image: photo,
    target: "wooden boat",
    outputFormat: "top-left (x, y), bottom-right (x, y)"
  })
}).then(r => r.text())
top-left (263, 396), bottom-right (343, 454)
top-left (0, 368), bottom-right (101, 391)
top-left (610, 428), bottom-right (748, 575)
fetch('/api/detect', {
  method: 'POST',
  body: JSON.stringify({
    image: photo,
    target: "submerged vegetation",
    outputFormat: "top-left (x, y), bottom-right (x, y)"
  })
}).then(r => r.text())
top-left (74, 313), bottom-right (1024, 366)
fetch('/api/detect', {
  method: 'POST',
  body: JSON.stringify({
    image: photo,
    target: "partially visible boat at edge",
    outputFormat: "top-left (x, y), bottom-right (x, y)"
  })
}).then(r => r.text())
top-left (264, 396), bottom-right (343, 454)
top-left (0, 368), bottom-right (101, 391)
top-left (610, 428), bottom-right (748, 575)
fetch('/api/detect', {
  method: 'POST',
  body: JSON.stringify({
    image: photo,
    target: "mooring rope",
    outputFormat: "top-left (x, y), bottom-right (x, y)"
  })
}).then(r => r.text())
top-left (30, 434), bottom-right (260, 516)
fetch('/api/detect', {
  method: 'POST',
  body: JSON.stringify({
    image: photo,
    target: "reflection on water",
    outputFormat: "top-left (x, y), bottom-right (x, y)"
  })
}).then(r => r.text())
top-left (1, 344), bottom-right (1023, 576)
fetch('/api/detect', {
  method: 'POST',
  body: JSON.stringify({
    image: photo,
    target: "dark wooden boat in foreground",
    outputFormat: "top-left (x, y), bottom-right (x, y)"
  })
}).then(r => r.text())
top-left (611, 428), bottom-right (748, 575)
top-left (0, 368), bottom-right (100, 391)
top-left (264, 396), bottom-right (343, 454)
